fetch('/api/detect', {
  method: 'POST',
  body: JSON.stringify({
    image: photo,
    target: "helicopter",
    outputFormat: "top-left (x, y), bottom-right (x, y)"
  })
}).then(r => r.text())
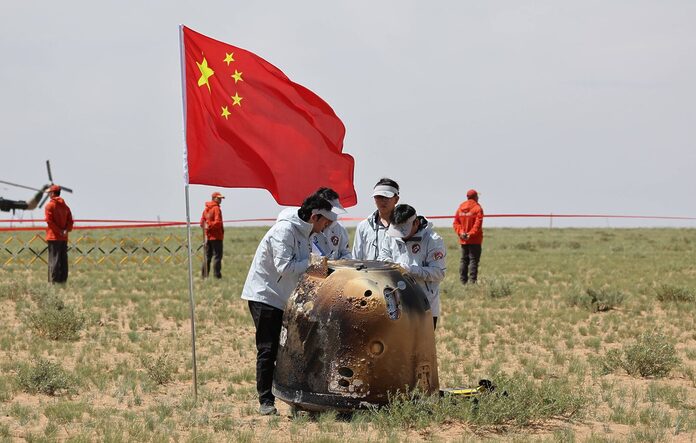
top-left (0, 160), bottom-right (73, 213)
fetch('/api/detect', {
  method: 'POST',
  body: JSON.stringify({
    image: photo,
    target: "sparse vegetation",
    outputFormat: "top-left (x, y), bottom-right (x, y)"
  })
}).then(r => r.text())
top-left (566, 287), bottom-right (625, 312)
top-left (655, 284), bottom-right (695, 303)
top-left (141, 352), bottom-right (176, 385)
top-left (597, 332), bottom-right (680, 378)
top-left (16, 358), bottom-right (76, 396)
top-left (485, 277), bottom-right (513, 298)
top-left (622, 332), bottom-right (680, 377)
top-left (27, 294), bottom-right (85, 340)
top-left (0, 227), bottom-right (695, 440)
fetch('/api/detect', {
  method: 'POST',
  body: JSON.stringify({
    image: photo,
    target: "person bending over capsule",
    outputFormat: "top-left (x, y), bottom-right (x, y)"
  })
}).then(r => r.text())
top-left (378, 204), bottom-right (446, 329)
top-left (241, 194), bottom-right (336, 416)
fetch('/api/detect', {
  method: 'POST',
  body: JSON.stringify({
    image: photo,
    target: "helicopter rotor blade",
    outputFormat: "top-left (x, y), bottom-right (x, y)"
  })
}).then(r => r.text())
top-left (38, 194), bottom-right (50, 208)
top-left (58, 186), bottom-right (73, 193)
top-left (0, 180), bottom-right (44, 192)
top-left (46, 160), bottom-right (54, 183)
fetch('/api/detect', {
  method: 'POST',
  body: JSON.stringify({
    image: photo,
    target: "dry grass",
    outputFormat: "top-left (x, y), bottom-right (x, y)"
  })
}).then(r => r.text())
top-left (0, 227), bottom-right (695, 441)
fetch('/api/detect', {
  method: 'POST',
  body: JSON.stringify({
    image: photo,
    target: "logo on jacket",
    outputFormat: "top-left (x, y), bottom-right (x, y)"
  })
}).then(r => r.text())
top-left (411, 244), bottom-right (421, 254)
top-left (433, 250), bottom-right (444, 260)
top-left (331, 235), bottom-right (339, 246)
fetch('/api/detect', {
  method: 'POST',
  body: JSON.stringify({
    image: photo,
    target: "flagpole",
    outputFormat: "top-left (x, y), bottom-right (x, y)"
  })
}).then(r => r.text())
top-left (179, 24), bottom-right (198, 402)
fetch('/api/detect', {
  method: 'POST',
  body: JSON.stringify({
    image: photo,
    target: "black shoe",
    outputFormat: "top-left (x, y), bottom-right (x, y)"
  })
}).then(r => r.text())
top-left (259, 403), bottom-right (278, 416)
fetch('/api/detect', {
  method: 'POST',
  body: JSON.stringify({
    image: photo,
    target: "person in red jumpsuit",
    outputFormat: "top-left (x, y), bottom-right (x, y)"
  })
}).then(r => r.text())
top-left (453, 189), bottom-right (483, 284)
top-left (200, 192), bottom-right (225, 279)
top-left (44, 185), bottom-right (74, 284)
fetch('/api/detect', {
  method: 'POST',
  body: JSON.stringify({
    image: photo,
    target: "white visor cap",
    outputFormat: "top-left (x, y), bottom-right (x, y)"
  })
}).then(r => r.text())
top-left (372, 185), bottom-right (399, 198)
top-left (311, 208), bottom-right (338, 222)
top-left (329, 198), bottom-right (347, 215)
top-left (386, 214), bottom-right (417, 239)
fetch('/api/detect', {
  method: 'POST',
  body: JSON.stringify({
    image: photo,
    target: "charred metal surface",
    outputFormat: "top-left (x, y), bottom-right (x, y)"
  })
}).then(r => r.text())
top-left (273, 260), bottom-right (439, 411)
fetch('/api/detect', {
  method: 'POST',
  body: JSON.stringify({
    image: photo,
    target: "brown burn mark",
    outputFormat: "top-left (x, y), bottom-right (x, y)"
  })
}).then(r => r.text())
top-left (273, 260), bottom-right (440, 411)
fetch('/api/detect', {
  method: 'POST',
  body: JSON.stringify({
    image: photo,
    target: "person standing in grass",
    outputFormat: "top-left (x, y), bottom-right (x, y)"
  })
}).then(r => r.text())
top-left (352, 178), bottom-right (400, 260)
top-left (379, 204), bottom-right (446, 328)
top-left (200, 191), bottom-right (225, 279)
top-left (44, 185), bottom-right (73, 284)
top-left (453, 189), bottom-right (484, 284)
top-left (241, 194), bottom-right (336, 416)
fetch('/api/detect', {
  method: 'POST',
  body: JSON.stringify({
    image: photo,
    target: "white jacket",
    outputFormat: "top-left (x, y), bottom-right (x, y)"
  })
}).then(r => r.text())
top-left (378, 217), bottom-right (446, 316)
top-left (352, 211), bottom-right (390, 261)
top-left (242, 209), bottom-right (313, 310)
top-left (319, 222), bottom-right (351, 259)
top-left (277, 207), bottom-right (351, 260)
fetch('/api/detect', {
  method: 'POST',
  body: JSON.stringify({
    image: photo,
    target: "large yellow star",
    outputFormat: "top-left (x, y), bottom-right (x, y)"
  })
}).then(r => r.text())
top-left (223, 52), bottom-right (235, 66)
top-left (196, 57), bottom-right (215, 92)
top-left (221, 106), bottom-right (231, 119)
top-left (231, 70), bottom-right (244, 84)
top-left (231, 92), bottom-right (243, 107)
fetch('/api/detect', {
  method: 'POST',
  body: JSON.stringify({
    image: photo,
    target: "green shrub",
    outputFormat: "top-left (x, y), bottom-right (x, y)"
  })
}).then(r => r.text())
top-left (369, 374), bottom-right (587, 430)
top-left (142, 353), bottom-right (176, 385)
top-left (513, 242), bottom-right (537, 251)
top-left (655, 285), bottom-right (695, 303)
top-left (595, 349), bottom-right (624, 375)
top-left (566, 288), bottom-right (625, 312)
top-left (17, 359), bottom-right (77, 396)
top-left (622, 332), bottom-right (679, 377)
top-left (28, 295), bottom-right (85, 341)
top-left (486, 278), bottom-right (513, 299)
top-left (0, 280), bottom-right (29, 301)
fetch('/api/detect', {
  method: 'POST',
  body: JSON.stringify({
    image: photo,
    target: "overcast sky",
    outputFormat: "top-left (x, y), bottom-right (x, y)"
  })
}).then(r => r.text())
top-left (2, 1), bottom-right (695, 228)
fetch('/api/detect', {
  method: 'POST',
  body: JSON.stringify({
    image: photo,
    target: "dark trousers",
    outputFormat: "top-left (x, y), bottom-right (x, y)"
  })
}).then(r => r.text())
top-left (460, 244), bottom-right (482, 284)
top-left (248, 301), bottom-right (284, 406)
top-left (201, 240), bottom-right (223, 278)
top-left (47, 241), bottom-right (69, 283)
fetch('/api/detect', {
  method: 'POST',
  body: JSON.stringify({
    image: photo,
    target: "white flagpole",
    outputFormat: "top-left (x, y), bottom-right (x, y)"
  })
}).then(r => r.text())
top-left (179, 24), bottom-right (198, 401)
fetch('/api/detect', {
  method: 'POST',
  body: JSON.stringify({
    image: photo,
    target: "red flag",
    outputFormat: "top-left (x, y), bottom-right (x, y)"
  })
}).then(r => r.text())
top-left (181, 26), bottom-right (357, 207)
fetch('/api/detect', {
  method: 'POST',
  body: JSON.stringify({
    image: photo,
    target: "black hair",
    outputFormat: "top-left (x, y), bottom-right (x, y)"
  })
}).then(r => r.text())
top-left (314, 187), bottom-right (339, 201)
top-left (297, 194), bottom-right (333, 222)
top-left (374, 177), bottom-right (399, 192)
top-left (391, 204), bottom-right (416, 225)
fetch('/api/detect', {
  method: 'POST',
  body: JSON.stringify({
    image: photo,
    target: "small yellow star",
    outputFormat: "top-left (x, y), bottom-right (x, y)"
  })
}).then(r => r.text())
top-left (196, 57), bottom-right (215, 92)
top-left (221, 106), bottom-right (231, 119)
top-left (231, 92), bottom-right (243, 107)
top-left (223, 52), bottom-right (235, 66)
top-left (231, 70), bottom-right (244, 84)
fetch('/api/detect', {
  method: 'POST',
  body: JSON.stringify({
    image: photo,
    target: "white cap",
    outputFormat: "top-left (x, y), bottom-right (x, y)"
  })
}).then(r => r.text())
top-left (312, 208), bottom-right (338, 222)
top-left (329, 198), bottom-right (347, 215)
top-left (386, 214), bottom-right (417, 239)
top-left (372, 185), bottom-right (399, 198)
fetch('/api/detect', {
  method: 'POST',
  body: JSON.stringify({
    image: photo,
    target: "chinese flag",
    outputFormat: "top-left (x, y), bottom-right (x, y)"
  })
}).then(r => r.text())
top-left (182, 26), bottom-right (357, 207)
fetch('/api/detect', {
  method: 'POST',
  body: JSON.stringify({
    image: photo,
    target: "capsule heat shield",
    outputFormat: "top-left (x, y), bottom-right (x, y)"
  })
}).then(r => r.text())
top-left (273, 260), bottom-right (439, 411)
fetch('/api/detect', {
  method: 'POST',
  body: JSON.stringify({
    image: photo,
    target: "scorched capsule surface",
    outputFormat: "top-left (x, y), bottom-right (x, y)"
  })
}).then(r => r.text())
top-left (272, 260), bottom-right (439, 411)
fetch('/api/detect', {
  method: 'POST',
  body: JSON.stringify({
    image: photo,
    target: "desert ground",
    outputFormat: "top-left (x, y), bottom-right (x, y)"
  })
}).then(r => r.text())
top-left (1, 227), bottom-right (695, 442)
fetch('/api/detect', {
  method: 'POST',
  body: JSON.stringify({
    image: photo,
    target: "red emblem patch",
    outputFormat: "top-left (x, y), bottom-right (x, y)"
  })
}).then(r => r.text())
top-left (411, 244), bottom-right (421, 254)
top-left (331, 235), bottom-right (339, 246)
top-left (433, 251), bottom-right (444, 260)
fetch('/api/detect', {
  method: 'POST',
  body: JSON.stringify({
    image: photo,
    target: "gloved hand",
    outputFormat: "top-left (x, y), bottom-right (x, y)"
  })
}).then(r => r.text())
top-left (307, 253), bottom-right (329, 277)
top-left (310, 253), bottom-right (328, 267)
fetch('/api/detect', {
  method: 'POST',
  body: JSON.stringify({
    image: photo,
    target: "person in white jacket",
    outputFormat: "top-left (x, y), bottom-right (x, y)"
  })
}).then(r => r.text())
top-left (241, 194), bottom-right (336, 415)
top-left (378, 204), bottom-right (447, 329)
top-left (352, 178), bottom-right (400, 260)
